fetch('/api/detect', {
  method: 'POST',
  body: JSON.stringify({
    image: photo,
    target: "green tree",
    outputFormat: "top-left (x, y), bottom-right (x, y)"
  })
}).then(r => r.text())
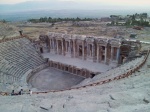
top-left (76, 17), bottom-right (81, 21)
top-left (125, 19), bottom-right (131, 26)
top-left (111, 21), bottom-right (115, 25)
top-left (2, 19), bottom-right (6, 23)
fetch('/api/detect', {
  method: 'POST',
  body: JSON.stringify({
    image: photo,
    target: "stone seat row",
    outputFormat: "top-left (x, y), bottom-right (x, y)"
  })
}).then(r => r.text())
top-left (0, 72), bottom-right (19, 84)
top-left (92, 56), bottom-right (144, 81)
top-left (0, 38), bottom-right (46, 84)
top-left (77, 56), bottom-right (145, 86)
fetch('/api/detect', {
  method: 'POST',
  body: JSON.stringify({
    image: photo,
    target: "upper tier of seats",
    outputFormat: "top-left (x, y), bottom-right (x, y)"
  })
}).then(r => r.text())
top-left (0, 38), bottom-right (46, 84)
top-left (76, 55), bottom-right (145, 87)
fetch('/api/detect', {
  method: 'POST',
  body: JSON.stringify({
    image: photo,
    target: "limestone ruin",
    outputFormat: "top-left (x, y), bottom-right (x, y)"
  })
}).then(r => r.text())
top-left (0, 33), bottom-right (149, 112)
top-left (37, 32), bottom-right (141, 65)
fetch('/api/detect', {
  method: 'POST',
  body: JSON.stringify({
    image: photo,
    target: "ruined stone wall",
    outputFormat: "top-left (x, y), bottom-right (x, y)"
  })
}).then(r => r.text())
top-left (37, 32), bottom-right (141, 65)
top-left (48, 60), bottom-right (94, 78)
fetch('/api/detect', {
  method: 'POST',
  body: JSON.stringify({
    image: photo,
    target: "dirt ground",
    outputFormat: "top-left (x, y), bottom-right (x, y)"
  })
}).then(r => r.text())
top-left (28, 68), bottom-right (84, 91)
top-left (0, 21), bottom-right (150, 112)
top-left (1, 21), bottom-right (150, 43)
top-left (17, 22), bottom-right (150, 43)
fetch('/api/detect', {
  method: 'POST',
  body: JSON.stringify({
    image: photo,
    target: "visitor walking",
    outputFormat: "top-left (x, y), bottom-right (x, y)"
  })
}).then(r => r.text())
top-left (29, 90), bottom-right (32, 95)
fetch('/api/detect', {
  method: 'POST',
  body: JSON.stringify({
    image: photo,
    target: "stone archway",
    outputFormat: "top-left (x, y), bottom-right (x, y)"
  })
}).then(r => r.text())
top-left (40, 47), bottom-right (43, 53)
top-left (79, 45), bottom-right (82, 57)
top-left (58, 40), bottom-right (62, 55)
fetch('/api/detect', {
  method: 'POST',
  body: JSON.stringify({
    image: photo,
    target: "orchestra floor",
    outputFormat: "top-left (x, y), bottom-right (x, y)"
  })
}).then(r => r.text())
top-left (28, 67), bottom-right (84, 91)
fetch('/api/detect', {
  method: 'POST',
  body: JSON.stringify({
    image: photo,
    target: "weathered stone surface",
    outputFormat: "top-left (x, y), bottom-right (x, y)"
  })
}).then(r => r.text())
top-left (0, 32), bottom-right (149, 112)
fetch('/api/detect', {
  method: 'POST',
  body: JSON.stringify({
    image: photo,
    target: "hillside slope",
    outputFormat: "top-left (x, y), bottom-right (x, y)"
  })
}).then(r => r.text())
top-left (0, 47), bottom-right (149, 112)
top-left (0, 22), bottom-right (19, 39)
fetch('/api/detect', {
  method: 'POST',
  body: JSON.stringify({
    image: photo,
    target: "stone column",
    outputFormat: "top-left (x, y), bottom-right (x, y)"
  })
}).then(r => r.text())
top-left (62, 40), bottom-right (64, 55)
top-left (73, 40), bottom-right (76, 57)
top-left (65, 41), bottom-right (67, 52)
top-left (69, 40), bottom-right (71, 53)
top-left (52, 39), bottom-right (54, 49)
top-left (66, 41), bottom-right (69, 53)
top-left (97, 44), bottom-right (99, 62)
top-left (54, 39), bottom-right (57, 54)
top-left (49, 39), bottom-right (50, 52)
top-left (92, 44), bottom-right (95, 62)
top-left (77, 44), bottom-right (79, 58)
top-left (70, 41), bottom-right (73, 57)
top-left (82, 41), bottom-right (85, 60)
top-left (87, 44), bottom-right (89, 56)
top-left (99, 45), bottom-right (102, 62)
top-left (99, 46), bottom-right (102, 62)
top-left (56, 40), bottom-right (59, 54)
top-left (111, 47), bottom-right (114, 61)
top-left (105, 46), bottom-right (107, 63)
top-left (116, 47), bottom-right (120, 63)
top-left (65, 41), bottom-right (67, 53)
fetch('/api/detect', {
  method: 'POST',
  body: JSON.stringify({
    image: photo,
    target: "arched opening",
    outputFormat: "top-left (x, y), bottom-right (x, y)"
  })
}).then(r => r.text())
top-left (79, 45), bottom-right (82, 56)
top-left (58, 63), bottom-right (61, 69)
top-left (40, 47), bottom-right (43, 53)
top-left (77, 70), bottom-right (81, 75)
top-left (90, 73), bottom-right (96, 78)
top-left (82, 71), bottom-right (86, 77)
top-left (65, 66), bottom-right (69, 72)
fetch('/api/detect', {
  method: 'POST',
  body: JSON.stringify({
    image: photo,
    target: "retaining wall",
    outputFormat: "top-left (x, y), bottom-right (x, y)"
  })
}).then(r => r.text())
top-left (48, 60), bottom-right (95, 78)
top-left (26, 64), bottom-right (49, 83)
top-left (33, 48), bottom-right (149, 94)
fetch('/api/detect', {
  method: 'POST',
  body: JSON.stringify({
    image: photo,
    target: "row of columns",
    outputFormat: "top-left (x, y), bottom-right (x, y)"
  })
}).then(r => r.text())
top-left (48, 38), bottom-right (120, 64)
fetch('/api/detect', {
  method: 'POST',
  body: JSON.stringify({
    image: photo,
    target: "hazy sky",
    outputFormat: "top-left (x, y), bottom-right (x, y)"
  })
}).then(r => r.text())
top-left (0, 0), bottom-right (150, 6)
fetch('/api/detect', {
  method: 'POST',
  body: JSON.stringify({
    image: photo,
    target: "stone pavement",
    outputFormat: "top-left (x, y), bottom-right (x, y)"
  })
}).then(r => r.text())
top-left (28, 68), bottom-right (84, 91)
top-left (42, 53), bottom-right (116, 73)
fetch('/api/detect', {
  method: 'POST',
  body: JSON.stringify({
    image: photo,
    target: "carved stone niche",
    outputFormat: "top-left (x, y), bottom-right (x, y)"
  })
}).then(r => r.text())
top-left (48, 34), bottom-right (56, 40)
top-left (76, 35), bottom-right (86, 40)
top-left (63, 34), bottom-right (72, 40)
top-left (47, 32), bottom-right (55, 37)
top-left (39, 34), bottom-right (48, 42)
top-left (77, 39), bottom-right (83, 44)
top-left (72, 34), bottom-right (77, 40)
top-left (86, 36), bottom-right (95, 43)
top-left (121, 40), bottom-right (130, 45)
top-left (53, 33), bottom-right (63, 39)
top-left (97, 38), bottom-right (108, 45)
top-left (109, 39), bottom-right (120, 47)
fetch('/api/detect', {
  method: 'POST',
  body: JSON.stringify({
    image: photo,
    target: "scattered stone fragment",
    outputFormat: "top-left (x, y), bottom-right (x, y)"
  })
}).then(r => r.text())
top-left (143, 98), bottom-right (149, 104)
top-left (147, 64), bottom-right (150, 68)
top-left (40, 106), bottom-right (49, 111)
top-left (68, 96), bottom-right (73, 99)
top-left (109, 95), bottom-right (115, 100)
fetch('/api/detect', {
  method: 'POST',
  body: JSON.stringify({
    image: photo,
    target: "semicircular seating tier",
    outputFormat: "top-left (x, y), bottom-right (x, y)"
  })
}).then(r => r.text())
top-left (0, 38), bottom-right (47, 84)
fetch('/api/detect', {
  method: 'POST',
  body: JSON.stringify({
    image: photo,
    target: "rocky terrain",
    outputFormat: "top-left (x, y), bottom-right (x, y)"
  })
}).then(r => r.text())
top-left (0, 48), bottom-right (149, 112)
top-left (0, 22), bottom-right (150, 112)
top-left (0, 22), bottom-right (19, 39)
top-left (1, 21), bottom-right (150, 41)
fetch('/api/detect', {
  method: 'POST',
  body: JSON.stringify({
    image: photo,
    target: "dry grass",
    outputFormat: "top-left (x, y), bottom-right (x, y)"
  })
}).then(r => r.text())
top-left (1, 22), bottom-right (150, 42)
